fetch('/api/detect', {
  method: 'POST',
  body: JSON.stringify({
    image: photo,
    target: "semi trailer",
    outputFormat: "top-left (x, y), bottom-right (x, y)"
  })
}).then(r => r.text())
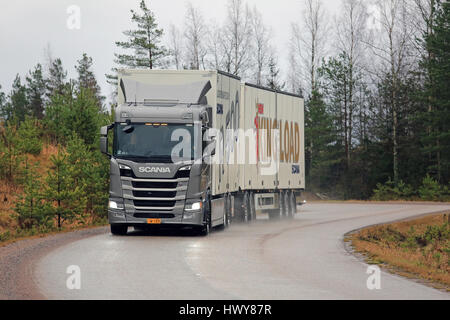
top-left (100, 69), bottom-right (305, 235)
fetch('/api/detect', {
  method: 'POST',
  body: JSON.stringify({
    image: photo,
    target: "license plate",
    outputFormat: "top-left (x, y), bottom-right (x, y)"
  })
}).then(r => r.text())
top-left (147, 219), bottom-right (161, 224)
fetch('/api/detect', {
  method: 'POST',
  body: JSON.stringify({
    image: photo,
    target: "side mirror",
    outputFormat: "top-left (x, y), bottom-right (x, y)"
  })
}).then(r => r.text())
top-left (100, 126), bottom-right (110, 156)
top-left (122, 125), bottom-right (134, 134)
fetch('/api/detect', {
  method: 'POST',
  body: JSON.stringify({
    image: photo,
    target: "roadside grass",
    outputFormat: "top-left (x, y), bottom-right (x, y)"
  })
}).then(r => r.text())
top-left (349, 214), bottom-right (450, 290)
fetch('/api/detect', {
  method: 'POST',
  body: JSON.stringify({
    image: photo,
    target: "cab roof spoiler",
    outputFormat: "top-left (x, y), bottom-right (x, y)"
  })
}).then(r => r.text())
top-left (120, 78), bottom-right (211, 105)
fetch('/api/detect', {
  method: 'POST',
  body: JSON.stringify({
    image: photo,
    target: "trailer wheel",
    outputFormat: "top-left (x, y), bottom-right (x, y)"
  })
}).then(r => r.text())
top-left (222, 195), bottom-right (231, 228)
top-left (290, 192), bottom-right (297, 217)
top-left (249, 192), bottom-right (256, 221)
top-left (269, 193), bottom-right (283, 220)
top-left (111, 224), bottom-right (128, 236)
top-left (242, 192), bottom-right (251, 223)
top-left (285, 192), bottom-right (292, 218)
top-left (227, 194), bottom-right (233, 225)
top-left (223, 210), bottom-right (229, 228)
top-left (280, 191), bottom-right (288, 218)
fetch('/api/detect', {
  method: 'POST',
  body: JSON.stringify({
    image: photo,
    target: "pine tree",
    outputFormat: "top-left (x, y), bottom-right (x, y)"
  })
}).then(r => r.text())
top-left (66, 135), bottom-right (109, 221)
top-left (420, 0), bottom-right (450, 183)
top-left (75, 53), bottom-right (105, 109)
top-left (305, 90), bottom-right (339, 192)
top-left (319, 53), bottom-right (355, 170)
top-left (16, 117), bottom-right (43, 155)
top-left (7, 75), bottom-right (29, 122)
top-left (45, 84), bottom-right (101, 146)
top-left (266, 55), bottom-right (285, 91)
top-left (68, 88), bottom-right (102, 146)
top-left (0, 85), bottom-right (6, 120)
top-left (46, 58), bottom-right (67, 99)
top-left (44, 82), bottom-right (75, 145)
top-left (25, 64), bottom-right (46, 119)
top-left (107, 0), bottom-right (166, 85)
top-left (15, 161), bottom-right (48, 229)
top-left (0, 123), bottom-right (24, 181)
top-left (43, 150), bottom-right (86, 229)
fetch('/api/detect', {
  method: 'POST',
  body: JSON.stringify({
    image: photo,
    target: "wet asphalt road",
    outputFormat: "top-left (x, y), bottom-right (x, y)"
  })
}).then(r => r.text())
top-left (35, 203), bottom-right (450, 300)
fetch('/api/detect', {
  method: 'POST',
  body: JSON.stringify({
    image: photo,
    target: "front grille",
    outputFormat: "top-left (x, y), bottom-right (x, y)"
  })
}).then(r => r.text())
top-left (133, 200), bottom-right (176, 208)
top-left (133, 190), bottom-right (177, 198)
top-left (132, 181), bottom-right (178, 189)
top-left (120, 167), bottom-right (191, 212)
top-left (134, 212), bottom-right (176, 219)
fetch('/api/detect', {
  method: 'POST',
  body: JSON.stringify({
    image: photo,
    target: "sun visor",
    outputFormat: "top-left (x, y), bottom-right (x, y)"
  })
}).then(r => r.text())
top-left (120, 78), bottom-right (211, 105)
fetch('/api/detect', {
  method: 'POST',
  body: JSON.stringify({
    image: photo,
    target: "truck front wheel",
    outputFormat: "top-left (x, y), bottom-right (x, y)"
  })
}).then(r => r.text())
top-left (111, 224), bottom-right (128, 236)
top-left (199, 208), bottom-right (211, 236)
top-left (199, 219), bottom-right (210, 236)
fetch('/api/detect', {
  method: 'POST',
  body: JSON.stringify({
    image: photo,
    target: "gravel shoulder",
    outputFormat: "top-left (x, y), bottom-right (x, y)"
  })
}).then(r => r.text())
top-left (0, 227), bottom-right (108, 300)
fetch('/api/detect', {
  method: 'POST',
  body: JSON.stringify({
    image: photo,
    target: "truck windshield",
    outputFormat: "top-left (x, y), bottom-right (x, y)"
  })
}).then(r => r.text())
top-left (113, 123), bottom-right (195, 163)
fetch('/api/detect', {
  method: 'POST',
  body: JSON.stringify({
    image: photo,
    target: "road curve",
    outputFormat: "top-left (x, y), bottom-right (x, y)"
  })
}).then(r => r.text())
top-left (34, 203), bottom-right (450, 300)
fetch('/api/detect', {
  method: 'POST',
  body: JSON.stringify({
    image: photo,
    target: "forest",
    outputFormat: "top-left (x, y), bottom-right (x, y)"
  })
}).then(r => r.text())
top-left (0, 0), bottom-right (448, 239)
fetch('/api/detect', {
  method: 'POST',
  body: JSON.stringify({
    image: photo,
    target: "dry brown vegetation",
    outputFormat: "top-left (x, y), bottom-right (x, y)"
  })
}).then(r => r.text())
top-left (0, 144), bottom-right (57, 238)
top-left (350, 214), bottom-right (450, 290)
top-left (0, 143), bottom-right (95, 243)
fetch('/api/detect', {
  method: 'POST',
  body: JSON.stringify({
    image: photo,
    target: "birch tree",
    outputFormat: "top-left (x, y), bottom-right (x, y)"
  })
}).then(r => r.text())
top-left (251, 6), bottom-right (271, 86)
top-left (222, 0), bottom-right (253, 77)
top-left (290, 0), bottom-right (329, 190)
top-left (206, 24), bottom-right (225, 70)
top-left (168, 24), bottom-right (184, 70)
top-left (368, 0), bottom-right (415, 184)
top-left (184, 3), bottom-right (208, 70)
top-left (289, 0), bottom-right (329, 96)
top-left (333, 0), bottom-right (369, 166)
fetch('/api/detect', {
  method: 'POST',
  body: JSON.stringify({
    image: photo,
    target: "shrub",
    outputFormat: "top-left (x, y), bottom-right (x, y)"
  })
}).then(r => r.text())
top-left (418, 175), bottom-right (449, 201)
top-left (0, 230), bottom-right (11, 242)
top-left (16, 117), bottom-right (42, 155)
top-left (372, 179), bottom-right (414, 201)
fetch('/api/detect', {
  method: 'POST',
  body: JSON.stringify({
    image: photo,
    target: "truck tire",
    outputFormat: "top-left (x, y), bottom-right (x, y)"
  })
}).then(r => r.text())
top-left (290, 192), bottom-right (297, 217)
top-left (250, 192), bottom-right (256, 220)
top-left (200, 194), bottom-right (213, 235)
top-left (285, 192), bottom-right (292, 218)
top-left (111, 224), bottom-right (128, 236)
top-left (223, 209), bottom-right (229, 228)
top-left (242, 192), bottom-right (250, 223)
top-left (233, 194), bottom-right (245, 223)
top-left (199, 211), bottom-right (211, 236)
top-left (269, 193), bottom-right (283, 220)
top-left (222, 195), bottom-right (231, 229)
top-left (280, 191), bottom-right (288, 218)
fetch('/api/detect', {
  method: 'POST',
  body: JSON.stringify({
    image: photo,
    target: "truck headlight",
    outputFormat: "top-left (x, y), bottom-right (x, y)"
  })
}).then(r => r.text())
top-left (109, 200), bottom-right (124, 210)
top-left (119, 164), bottom-right (132, 170)
top-left (185, 201), bottom-right (202, 212)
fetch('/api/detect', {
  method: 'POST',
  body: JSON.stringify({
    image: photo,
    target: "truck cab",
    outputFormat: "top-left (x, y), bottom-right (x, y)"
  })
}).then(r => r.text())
top-left (100, 77), bottom-right (217, 236)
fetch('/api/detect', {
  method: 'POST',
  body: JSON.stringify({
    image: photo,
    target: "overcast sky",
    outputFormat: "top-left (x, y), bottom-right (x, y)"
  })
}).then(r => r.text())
top-left (0, 0), bottom-right (341, 100)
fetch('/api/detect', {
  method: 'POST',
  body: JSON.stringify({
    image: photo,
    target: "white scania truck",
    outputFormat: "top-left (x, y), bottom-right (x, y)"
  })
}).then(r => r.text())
top-left (100, 70), bottom-right (305, 235)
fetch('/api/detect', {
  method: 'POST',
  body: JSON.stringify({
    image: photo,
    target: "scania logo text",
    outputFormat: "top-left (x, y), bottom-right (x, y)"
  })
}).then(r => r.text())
top-left (139, 167), bottom-right (171, 174)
